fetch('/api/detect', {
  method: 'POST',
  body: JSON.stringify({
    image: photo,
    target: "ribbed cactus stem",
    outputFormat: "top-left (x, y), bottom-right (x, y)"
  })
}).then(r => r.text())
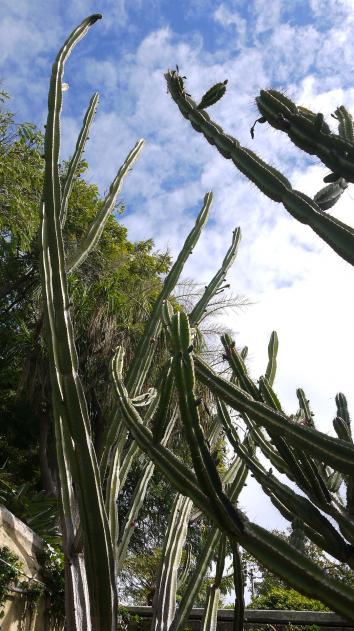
top-left (255, 90), bottom-right (354, 181)
top-left (265, 331), bottom-right (278, 387)
top-left (165, 71), bottom-right (354, 267)
top-left (231, 539), bottom-right (244, 631)
top-left (60, 92), bottom-right (99, 227)
top-left (66, 138), bottom-right (144, 273)
top-left (125, 192), bottom-right (212, 397)
top-left (195, 355), bottom-right (354, 474)
top-left (40, 14), bottom-right (117, 630)
top-left (200, 536), bottom-right (226, 631)
top-left (151, 494), bottom-right (193, 631)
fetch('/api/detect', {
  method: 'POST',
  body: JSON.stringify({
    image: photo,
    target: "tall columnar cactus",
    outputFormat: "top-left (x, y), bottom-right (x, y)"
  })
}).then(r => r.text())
top-left (39, 15), bottom-right (147, 630)
top-left (165, 70), bottom-right (354, 266)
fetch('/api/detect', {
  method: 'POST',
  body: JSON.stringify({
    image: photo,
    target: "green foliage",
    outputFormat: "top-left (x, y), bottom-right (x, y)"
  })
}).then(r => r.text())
top-left (0, 546), bottom-right (22, 619)
top-left (249, 587), bottom-right (328, 612)
top-left (0, 92), bottom-right (170, 497)
top-left (36, 544), bottom-right (65, 629)
top-left (0, 474), bottom-right (59, 542)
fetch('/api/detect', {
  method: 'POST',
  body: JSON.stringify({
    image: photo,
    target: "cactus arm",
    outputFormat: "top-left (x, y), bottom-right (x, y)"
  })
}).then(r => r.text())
top-left (296, 388), bottom-right (315, 426)
top-left (177, 544), bottom-right (192, 591)
top-left (258, 376), bottom-right (282, 411)
top-left (105, 444), bottom-right (120, 567)
top-left (241, 414), bottom-right (292, 477)
top-left (98, 410), bottom-right (126, 483)
top-left (125, 192), bottom-right (212, 398)
top-left (265, 331), bottom-right (278, 387)
top-left (165, 71), bottom-right (354, 267)
top-left (221, 334), bottom-right (260, 399)
top-left (60, 92), bottom-right (99, 227)
top-left (218, 344), bottom-right (314, 490)
top-left (111, 348), bottom-right (216, 516)
top-left (334, 394), bottom-right (354, 516)
top-left (189, 227), bottom-right (241, 325)
top-left (170, 526), bottom-right (221, 631)
top-left (231, 540), bottom-right (244, 631)
top-left (336, 106), bottom-right (354, 142)
top-left (196, 355), bottom-right (354, 474)
top-left (256, 90), bottom-right (354, 181)
top-left (66, 139), bottom-right (144, 273)
top-left (200, 535), bottom-right (226, 631)
top-left (151, 494), bottom-right (193, 631)
top-left (267, 491), bottom-right (336, 554)
top-left (169, 312), bottom-right (246, 535)
top-left (244, 523), bottom-right (354, 619)
top-left (171, 460), bottom-right (248, 631)
top-left (336, 393), bottom-right (352, 428)
top-left (258, 382), bottom-right (331, 504)
top-left (313, 178), bottom-right (348, 211)
top-left (222, 412), bottom-right (352, 563)
top-left (116, 460), bottom-right (154, 572)
top-left (116, 369), bottom-right (175, 494)
top-left (293, 447), bottom-right (332, 504)
top-left (112, 349), bottom-right (354, 618)
top-left (151, 359), bottom-right (175, 441)
top-left (41, 15), bottom-right (119, 630)
top-left (116, 409), bottom-right (177, 573)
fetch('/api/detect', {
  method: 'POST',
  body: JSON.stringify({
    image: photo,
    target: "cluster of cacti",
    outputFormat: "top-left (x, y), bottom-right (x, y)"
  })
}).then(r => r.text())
top-left (38, 14), bottom-right (354, 631)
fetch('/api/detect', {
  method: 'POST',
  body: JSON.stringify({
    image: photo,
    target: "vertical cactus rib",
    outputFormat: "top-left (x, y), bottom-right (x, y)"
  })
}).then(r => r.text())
top-left (165, 71), bottom-right (354, 267)
top-left (231, 540), bottom-right (244, 631)
top-left (60, 92), bottom-right (99, 227)
top-left (265, 331), bottom-right (278, 387)
top-left (195, 355), bottom-right (354, 474)
top-left (40, 15), bottom-right (117, 630)
top-left (126, 192), bottom-right (212, 397)
top-left (170, 458), bottom-right (248, 631)
top-left (200, 535), bottom-right (226, 631)
top-left (151, 494), bottom-right (193, 631)
top-left (169, 312), bottom-right (246, 535)
top-left (189, 227), bottom-right (241, 325)
top-left (66, 138), bottom-right (144, 273)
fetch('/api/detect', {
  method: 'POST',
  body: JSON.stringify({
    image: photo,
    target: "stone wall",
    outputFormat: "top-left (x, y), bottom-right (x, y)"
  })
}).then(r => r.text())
top-left (0, 505), bottom-right (48, 631)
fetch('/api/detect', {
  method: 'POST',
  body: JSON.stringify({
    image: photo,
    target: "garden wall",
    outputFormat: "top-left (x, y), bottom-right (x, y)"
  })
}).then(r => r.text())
top-left (0, 505), bottom-right (48, 631)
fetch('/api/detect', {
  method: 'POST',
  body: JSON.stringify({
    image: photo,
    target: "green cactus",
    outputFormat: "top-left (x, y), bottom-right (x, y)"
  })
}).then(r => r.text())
top-left (165, 70), bottom-right (354, 266)
top-left (40, 15), bottom-right (117, 630)
top-left (196, 80), bottom-right (228, 110)
top-left (200, 535), bottom-right (226, 631)
top-left (151, 494), bottom-right (193, 631)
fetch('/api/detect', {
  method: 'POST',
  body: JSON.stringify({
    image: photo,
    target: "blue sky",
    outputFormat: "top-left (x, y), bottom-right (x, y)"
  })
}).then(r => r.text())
top-left (2, 0), bottom-right (354, 535)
